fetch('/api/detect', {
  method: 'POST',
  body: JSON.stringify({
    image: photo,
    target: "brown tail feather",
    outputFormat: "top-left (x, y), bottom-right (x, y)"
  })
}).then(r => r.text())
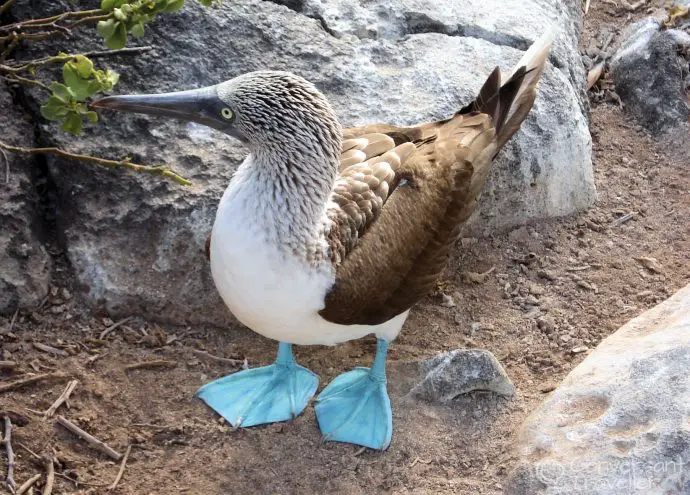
top-left (461, 28), bottom-right (554, 151)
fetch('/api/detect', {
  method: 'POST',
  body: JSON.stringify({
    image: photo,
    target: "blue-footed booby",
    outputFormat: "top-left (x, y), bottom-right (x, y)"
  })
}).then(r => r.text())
top-left (93, 29), bottom-right (553, 450)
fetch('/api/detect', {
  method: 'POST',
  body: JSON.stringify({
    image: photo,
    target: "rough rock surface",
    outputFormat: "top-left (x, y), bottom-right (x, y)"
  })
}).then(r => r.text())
top-left (0, 87), bottom-right (52, 314)
top-left (13, 0), bottom-right (594, 325)
top-left (611, 18), bottom-right (690, 145)
top-left (410, 349), bottom-right (516, 402)
top-left (505, 283), bottom-right (690, 495)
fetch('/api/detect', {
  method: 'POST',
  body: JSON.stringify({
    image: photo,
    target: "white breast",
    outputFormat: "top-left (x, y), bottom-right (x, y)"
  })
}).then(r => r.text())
top-left (209, 160), bottom-right (407, 346)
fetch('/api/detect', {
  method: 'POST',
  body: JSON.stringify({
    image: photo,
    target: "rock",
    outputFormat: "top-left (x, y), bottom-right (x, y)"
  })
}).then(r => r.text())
top-left (410, 349), bottom-right (516, 402)
top-left (11, 0), bottom-right (594, 325)
top-left (611, 18), bottom-right (690, 148)
top-left (506, 283), bottom-right (690, 495)
top-left (0, 87), bottom-right (52, 314)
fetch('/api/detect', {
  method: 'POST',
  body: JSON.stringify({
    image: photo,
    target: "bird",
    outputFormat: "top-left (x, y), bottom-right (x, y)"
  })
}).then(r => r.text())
top-left (93, 28), bottom-right (553, 450)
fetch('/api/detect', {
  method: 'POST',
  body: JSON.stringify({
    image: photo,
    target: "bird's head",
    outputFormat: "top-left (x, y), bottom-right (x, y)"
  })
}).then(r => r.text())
top-left (92, 70), bottom-right (342, 159)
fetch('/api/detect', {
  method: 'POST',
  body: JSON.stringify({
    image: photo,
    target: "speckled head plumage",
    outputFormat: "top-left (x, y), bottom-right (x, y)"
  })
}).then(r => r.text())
top-left (216, 71), bottom-right (342, 161)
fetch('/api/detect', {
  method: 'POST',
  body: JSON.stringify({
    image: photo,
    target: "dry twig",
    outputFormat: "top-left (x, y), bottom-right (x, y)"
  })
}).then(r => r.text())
top-left (0, 361), bottom-right (17, 370)
top-left (2, 416), bottom-right (16, 493)
top-left (0, 373), bottom-right (69, 394)
top-left (124, 360), bottom-right (177, 372)
top-left (99, 317), bottom-right (132, 340)
top-left (0, 141), bottom-right (191, 186)
top-left (16, 474), bottom-right (41, 495)
top-left (42, 456), bottom-right (54, 495)
top-left (192, 350), bottom-right (245, 366)
top-left (32, 343), bottom-right (68, 357)
top-left (108, 444), bottom-right (131, 490)
top-left (43, 380), bottom-right (78, 418)
top-left (610, 211), bottom-right (635, 227)
top-left (56, 416), bottom-right (122, 461)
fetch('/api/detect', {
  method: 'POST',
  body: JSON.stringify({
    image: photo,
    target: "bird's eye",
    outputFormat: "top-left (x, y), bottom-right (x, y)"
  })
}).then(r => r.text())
top-left (220, 107), bottom-right (234, 120)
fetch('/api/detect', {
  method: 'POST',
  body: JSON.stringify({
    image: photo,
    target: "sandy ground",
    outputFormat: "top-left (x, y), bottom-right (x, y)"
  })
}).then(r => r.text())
top-left (1, 2), bottom-right (689, 494)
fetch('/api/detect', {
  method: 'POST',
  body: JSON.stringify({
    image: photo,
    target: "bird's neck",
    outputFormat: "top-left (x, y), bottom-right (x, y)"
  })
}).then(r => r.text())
top-left (231, 146), bottom-right (339, 261)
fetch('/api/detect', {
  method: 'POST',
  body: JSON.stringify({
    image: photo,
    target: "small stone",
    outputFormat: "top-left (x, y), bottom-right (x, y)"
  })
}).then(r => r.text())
top-left (525, 295), bottom-right (540, 306)
top-left (410, 349), bottom-right (516, 403)
top-left (537, 269), bottom-right (557, 281)
top-left (528, 284), bottom-right (545, 296)
top-left (440, 293), bottom-right (455, 307)
top-left (571, 346), bottom-right (589, 354)
top-left (537, 317), bottom-right (555, 334)
top-left (560, 334), bottom-right (572, 343)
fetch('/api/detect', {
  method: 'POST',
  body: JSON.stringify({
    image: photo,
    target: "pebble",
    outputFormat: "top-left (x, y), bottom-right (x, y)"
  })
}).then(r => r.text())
top-left (525, 295), bottom-right (540, 306)
top-left (571, 346), bottom-right (589, 354)
top-left (529, 284), bottom-right (545, 296)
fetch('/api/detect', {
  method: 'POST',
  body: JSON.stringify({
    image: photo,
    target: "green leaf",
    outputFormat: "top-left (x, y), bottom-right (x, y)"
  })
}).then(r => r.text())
top-left (85, 111), bottom-right (99, 123)
top-left (97, 18), bottom-right (117, 39)
top-left (131, 22), bottom-right (145, 38)
top-left (113, 7), bottom-right (127, 21)
top-left (74, 56), bottom-right (94, 78)
top-left (105, 22), bottom-right (128, 49)
top-left (40, 96), bottom-right (69, 121)
top-left (104, 70), bottom-right (120, 88)
top-left (50, 82), bottom-right (74, 102)
top-left (61, 113), bottom-right (83, 135)
top-left (164, 0), bottom-right (185, 12)
top-left (63, 64), bottom-right (92, 101)
top-left (101, 0), bottom-right (117, 10)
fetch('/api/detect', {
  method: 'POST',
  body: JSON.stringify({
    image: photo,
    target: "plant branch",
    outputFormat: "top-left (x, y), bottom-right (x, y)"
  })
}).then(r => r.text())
top-left (0, 9), bottom-right (104, 32)
top-left (0, 140), bottom-right (192, 186)
top-left (0, 0), bottom-right (17, 17)
top-left (2, 46), bottom-right (153, 74)
top-left (2, 74), bottom-right (51, 92)
top-left (2, 416), bottom-right (16, 494)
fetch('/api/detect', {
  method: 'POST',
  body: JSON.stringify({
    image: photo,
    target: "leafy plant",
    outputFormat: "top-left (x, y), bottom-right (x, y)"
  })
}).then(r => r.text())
top-left (0, 0), bottom-right (220, 183)
top-left (41, 55), bottom-right (120, 134)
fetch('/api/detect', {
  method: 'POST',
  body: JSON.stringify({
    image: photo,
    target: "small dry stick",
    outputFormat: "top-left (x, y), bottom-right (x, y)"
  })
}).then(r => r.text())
top-left (32, 343), bottom-right (68, 357)
top-left (0, 361), bottom-right (17, 370)
top-left (0, 373), bottom-right (68, 394)
top-left (16, 474), bottom-right (41, 495)
top-left (43, 380), bottom-right (78, 418)
top-left (99, 316), bottom-right (132, 340)
top-left (1, 146), bottom-right (9, 184)
top-left (42, 456), bottom-right (54, 495)
top-left (7, 309), bottom-right (18, 333)
top-left (85, 352), bottom-right (108, 366)
top-left (124, 360), bottom-right (177, 372)
top-left (108, 444), bottom-right (131, 490)
top-left (610, 211), bottom-right (635, 227)
top-left (56, 416), bottom-right (122, 461)
top-left (192, 350), bottom-right (245, 366)
top-left (2, 416), bottom-right (16, 493)
top-left (0, 140), bottom-right (191, 186)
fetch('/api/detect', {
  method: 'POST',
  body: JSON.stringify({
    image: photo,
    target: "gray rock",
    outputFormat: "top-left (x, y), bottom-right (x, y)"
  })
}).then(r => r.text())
top-left (505, 283), bottom-right (690, 495)
top-left (11, 0), bottom-right (593, 325)
top-left (410, 349), bottom-right (516, 402)
top-left (611, 18), bottom-right (690, 144)
top-left (302, 0), bottom-right (588, 110)
top-left (0, 87), bottom-right (52, 314)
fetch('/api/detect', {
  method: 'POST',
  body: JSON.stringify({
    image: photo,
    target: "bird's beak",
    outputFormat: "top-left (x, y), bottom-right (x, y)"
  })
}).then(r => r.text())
top-left (92, 85), bottom-right (238, 136)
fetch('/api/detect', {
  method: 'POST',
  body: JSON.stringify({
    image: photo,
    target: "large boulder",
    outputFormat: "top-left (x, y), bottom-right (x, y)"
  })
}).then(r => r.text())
top-left (0, 87), bottom-right (52, 314)
top-left (610, 18), bottom-right (690, 148)
top-left (11, 0), bottom-right (594, 325)
top-left (505, 283), bottom-right (690, 495)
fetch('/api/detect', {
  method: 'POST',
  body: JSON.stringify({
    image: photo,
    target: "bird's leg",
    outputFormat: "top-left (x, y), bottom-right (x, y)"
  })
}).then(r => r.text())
top-left (196, 342), bottom-right (319, 428)
top-left (315, 338), bottom-right (393, 450)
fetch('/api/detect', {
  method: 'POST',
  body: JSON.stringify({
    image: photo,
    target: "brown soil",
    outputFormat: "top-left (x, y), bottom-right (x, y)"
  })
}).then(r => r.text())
top-left (1, 3), bottom-right (689, 494)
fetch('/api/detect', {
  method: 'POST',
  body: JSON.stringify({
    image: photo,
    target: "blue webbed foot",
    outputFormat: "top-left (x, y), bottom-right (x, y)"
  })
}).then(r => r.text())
top-left (196, 342), bottom-right (318, 428)
top-left (315, 339), bottom-right (393, 450)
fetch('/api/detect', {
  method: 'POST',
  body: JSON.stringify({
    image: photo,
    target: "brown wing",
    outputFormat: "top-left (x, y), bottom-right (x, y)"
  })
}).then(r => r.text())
top-left (320, 113), bottom-right (497, 326)
top-left (319, 29), bottom-right (553, 326)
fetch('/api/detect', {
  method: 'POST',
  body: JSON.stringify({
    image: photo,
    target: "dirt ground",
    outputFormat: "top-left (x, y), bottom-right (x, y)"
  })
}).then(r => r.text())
top-left (1, 3), bottom-right (689, 494)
